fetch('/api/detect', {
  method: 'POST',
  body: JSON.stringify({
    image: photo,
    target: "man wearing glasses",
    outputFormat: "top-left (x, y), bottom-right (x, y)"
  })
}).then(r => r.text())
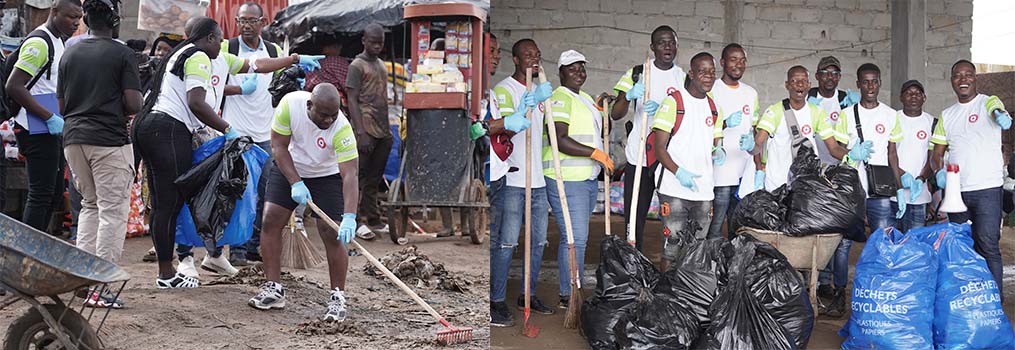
top-left (806, 56), bottom-right (859, 165)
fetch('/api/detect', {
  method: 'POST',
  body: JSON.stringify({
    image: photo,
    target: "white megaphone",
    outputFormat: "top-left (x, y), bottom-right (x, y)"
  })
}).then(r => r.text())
top-left (939, 164), bottom-right (968, 213)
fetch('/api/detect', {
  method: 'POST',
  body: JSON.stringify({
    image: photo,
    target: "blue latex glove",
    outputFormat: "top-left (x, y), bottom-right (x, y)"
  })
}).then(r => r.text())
top-left (900, 172), bottom-right (916, 188)
top-left (240, 75), bottom-right (258, 95)
top-left (712, 146), bottom-right (726, 166)
top-left (290, 181), bottom-right (312, 204)
top-left (45, 113), bottom-right (63, 135)
top-left (994, 109), bottom-right (1012, 130)
top-left (754, 170), bottom-right (765, 191)
top-left (224, 128), bottom-right (240, 140)
top-left (675, 167), bottom-right (700, 192)
top-left (739, 133), bottom-right (755, 152)
top-left (936, 169), bottom-right (947, 189)
top-left (910, 179), bottom-right (924, 203)
top-left (806, 95), bottom-right (823, 106)
top-left (895, 189), bottom-right (907, 219)
top-left (503, 106), bottom-right (532, 133)
top-left (297, 77), bottom-right (306, 89)
top-left (644, 101), bottom-right (660, 117)
top-left (847, 140), bottom-right (873, 162)
top-left (533, 82), bottom-right (553, 103)
top-left (298, 55), bottom-right (325, 72)
top-left (841, 89), bottom-right (861, 107)
top-left (626, 81), bottom-right (645, 101)
top-left (724, 111), bottom-right (743, 128)
top-left (338, 213), bottom-right (356, 244)
top-left (521, 91), bottom-right (536, 109)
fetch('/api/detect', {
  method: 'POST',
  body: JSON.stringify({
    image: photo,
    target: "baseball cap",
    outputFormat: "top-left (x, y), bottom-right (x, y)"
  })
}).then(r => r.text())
top-left (558, 50), bottom-right (587, 68)
top-left (817, 56), bottom-right (841, 71)
top-left (900, 79), bottom-right (925, 94)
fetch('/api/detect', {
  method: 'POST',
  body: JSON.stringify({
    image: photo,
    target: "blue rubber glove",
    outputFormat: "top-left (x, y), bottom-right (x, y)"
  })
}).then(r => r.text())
top-left (910, 179), bottom-right (924, 203)
top-left (841, 89), bottom-right (861, 108)
top-left (338, 213), bottom-right (356, 244)
top-left (503, 105), bottom-right (532, 133)
top-left (936, 169), bottom-right (947, 189)
top-left (724, 111), bottom-right (743, 128)
top-left (533, 82), bottom-right (553, 103)
top-left (298, 55), bottom-right (325, 72)
top-left (521, 91), bottom-right (536, 109)
top-left (224, 128), bottom-right (240, 140)
top-left (754, 170), bottom-right (765, 191)
top-left (994, 109), bottom-right (1012, 130)
top-left (240, 75), bottom-right (258, 95)
top-left (900, 172), bottom-right (916, 188)
top-left (895, 189), bottom-right (907, 219)
top-left (806, 95), bottom-right (823, 106)
top-left (45, 113), bottom-right (63, 135)
top-left (712, 146), bottom-right (726, 166)
top-left (297, 77), bottom-right (306, 89)
top-left (644, 101), bottom-right (660, 117)
top-left (847, 140), bottom-right (873, 162)
top-left (290, 181), bottom-right (312, 205)
top-left (626, 81), bottom-right (646, 101)
top-left (675, 167), bottom-right (700, 192)
top-left (739, 133), bottom-right (755, 152)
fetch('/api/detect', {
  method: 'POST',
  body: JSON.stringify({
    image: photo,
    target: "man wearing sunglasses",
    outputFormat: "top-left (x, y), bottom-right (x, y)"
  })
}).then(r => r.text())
top-left (807, 56), bottom-right (859, 165)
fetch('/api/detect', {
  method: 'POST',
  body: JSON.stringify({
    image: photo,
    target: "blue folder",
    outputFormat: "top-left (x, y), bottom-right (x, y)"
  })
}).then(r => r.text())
top-left (26, 93), bottom-right (59, 135)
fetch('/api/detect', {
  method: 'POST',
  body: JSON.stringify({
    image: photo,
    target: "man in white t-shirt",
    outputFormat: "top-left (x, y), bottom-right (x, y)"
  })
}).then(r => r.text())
top-left (709, 43), bottom-right (756, 239)
top-left (610, 25), bottom-right (686, 251)
top-left (806, 56), bottom-right (860, 165)
top-left (931, 59), bottom-right (1012, 296)
top-left (888, 80), bottom-right (934, 232)
top-left (650, 52), bottom-right (724, 272)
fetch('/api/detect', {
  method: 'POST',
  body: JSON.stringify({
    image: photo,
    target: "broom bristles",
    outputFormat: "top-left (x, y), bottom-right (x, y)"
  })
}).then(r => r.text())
top-left (280, 218), bottom-right (325, 269)
top-left (563, 244), bottom-right (583, 329)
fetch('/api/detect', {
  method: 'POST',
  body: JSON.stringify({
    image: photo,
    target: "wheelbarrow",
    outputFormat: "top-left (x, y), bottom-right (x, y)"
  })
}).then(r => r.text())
top-left (0, 213), bottom-right (130, 349)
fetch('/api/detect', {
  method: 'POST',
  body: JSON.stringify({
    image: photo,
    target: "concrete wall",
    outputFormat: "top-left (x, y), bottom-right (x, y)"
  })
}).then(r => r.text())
top-left (491, 0), bottom-right (972, 120)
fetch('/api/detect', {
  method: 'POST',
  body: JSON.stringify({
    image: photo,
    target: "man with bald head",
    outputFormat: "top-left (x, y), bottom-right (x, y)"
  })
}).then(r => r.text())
top-left (250, 84), bottom-right (360, 322)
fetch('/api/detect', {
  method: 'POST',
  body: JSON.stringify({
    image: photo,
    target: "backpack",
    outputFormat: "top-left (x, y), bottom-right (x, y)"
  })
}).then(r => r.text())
top-left (1, 29), bottom-right (55, 119)
top-left (644, 89), bottom-right (718, 167)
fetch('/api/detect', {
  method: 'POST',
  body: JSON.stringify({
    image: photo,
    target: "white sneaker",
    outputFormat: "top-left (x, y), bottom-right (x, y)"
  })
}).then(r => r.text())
top-left (372, 224), bottom-right (390, 234)
top-left (177, 256), bottom-right (199, 278)
top-left (201, 254), bottom-right (239, 276)
top-left (323, 288), bottom-right (347, 322)
top-left (248, 281), bottom-right (285, 310)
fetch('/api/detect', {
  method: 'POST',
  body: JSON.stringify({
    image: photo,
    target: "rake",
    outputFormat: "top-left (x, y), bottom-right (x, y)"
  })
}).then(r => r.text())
top-left (306, 201), bottom-right (473, 345)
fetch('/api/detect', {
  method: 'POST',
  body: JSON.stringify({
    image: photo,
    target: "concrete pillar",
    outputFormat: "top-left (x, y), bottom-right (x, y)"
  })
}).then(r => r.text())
top-left (890, 0), bottom-right (926, 109)
top-left (723, 0), bottom-right (742, 45)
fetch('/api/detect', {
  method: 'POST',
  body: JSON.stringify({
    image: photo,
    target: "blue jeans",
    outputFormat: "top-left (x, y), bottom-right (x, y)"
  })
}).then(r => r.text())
top-left (948, 187), bottom-right (1004, 297)
top-left (488, 178), bottom-right (549, 302)
top-left (658, 193), bottom-right (712, 261)
top-left (708, 185), bottom-right (738, 239)
top-left (821, 197), bottom-right (896, 288)
top-left (546, 178), bottom-right (597, 297)
top-left (890, 201), bottom-right (926, 232)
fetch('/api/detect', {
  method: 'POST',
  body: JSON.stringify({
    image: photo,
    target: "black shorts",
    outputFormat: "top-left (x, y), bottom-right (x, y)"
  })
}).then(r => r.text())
top-left (264, 162), bottom-right (344, 221)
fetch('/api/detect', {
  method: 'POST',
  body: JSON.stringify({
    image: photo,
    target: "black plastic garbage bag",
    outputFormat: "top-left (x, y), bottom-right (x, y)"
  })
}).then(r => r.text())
top-left (730, 185), bottom-right (788, 232)
top-left (656, 238), bottom-right (725, 331)
top-left (741, 236), bottom-right (814, 349)
top-left (614, 291), bottom-right (699, 350)
top-left (582, 298), bottom-right (639, 350)
top-left (782, 163), bottom-right (867, 241)
top-left (269, 65), bottom-right (305, 107)
top-left (581, 235), bottom-right (660, 349)
top-left (175, 138), bottom-right (252, 247)
top-left (789, 144), bottom-right (822, 180)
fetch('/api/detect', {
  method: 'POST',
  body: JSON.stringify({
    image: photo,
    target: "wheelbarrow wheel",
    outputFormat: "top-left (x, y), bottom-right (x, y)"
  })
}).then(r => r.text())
top-left (4, 303), bottom-right (100, 350)
top-left (466, 179), bottom-right (488, 245)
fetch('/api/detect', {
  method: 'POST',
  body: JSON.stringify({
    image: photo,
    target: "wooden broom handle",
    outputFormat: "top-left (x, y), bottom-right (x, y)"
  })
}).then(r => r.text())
top-left (602, 98), bottom-right (611, 236)
top-left (625, 55), bottom-right (652, 245)
top-left (306, 201), bottom-right (447, 324)
top-left (524, 68), bottom-right (534, 309)
top-left (538, 66), bottom-right (577, 245)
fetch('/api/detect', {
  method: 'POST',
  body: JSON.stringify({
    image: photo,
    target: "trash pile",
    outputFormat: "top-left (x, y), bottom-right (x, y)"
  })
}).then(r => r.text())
top-left (841, 223), bottom-right (1015, 349)
top-left (363, 246), bottom-right (470, 293)
top-left (581, 234), bottom-right (812, 349)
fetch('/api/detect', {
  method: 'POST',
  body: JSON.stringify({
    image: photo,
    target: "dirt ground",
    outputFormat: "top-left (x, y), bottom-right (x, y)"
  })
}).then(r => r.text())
top-left (0, 220), bottom-right (490, 350)
top-left (491, 216), bottom-right (1015, 350)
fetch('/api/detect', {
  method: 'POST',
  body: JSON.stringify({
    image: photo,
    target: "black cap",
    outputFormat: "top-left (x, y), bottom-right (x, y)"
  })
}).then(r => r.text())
top-left (901, 79), bottom-right (925, 94)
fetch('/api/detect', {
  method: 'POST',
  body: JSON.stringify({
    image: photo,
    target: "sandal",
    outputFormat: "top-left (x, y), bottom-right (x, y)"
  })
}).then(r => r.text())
top-left (155, 273), bottom-right (199, 289)
top-left (356, 225), bottom-right (377, 240)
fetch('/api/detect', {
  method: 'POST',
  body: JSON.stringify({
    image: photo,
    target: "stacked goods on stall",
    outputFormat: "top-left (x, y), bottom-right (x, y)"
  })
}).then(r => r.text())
top-left (137, 0), bottom-right (209, 36)
top-left (406, 22), bottom-right (471, 94)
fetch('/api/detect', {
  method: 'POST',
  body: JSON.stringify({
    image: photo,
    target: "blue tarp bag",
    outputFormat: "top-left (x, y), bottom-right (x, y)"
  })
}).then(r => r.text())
top-left (840, 227), bottom-right (937, 350)
top-left (175, 136), bottom-right (268, 248)
top-left (910, 223), bottom-right (1015, 350)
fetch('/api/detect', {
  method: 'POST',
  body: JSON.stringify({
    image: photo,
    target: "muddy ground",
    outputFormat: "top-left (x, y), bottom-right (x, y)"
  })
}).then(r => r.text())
top-left (0, 219), bottom-right (490, 350)
top-left (492, 216), bottom-right (1015, 350)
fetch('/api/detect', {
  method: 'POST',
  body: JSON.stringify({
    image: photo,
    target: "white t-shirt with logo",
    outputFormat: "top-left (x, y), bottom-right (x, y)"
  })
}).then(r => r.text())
top-left (651, 89), bottom-right (724, 201)
top-left (153, 45), bottom-right (245, 132)
top-left (710, 81), bottom-right (759, 187)
top-left (271, 91), bottom-right (358, 178)
top-left (12, 25), bottom-right (65, 128)
top-left (483, 90), bottom-right (508, 182)
top-left (931, 94), bottom-right (1005, 192)
top-left (891, 111), bottom-right (934, 205)
top-left (492, 77), bottom-right (545, 188)
top-left (814, 90), bottom-right (845, 165)
top-left (613, 60), bottom-right (686, 167)
top-left (221, 39), bottom-right (286, 143)
top-left (841, 102), bottom-right (900, 196)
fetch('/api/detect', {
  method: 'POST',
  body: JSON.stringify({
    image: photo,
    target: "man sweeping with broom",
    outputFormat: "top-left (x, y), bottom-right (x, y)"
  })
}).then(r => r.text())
top-left (248, 83), bottom-right (360, 322)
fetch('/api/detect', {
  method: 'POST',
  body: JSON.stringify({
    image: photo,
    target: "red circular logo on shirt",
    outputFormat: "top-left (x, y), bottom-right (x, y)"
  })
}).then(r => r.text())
top-left (211, 75), bottom-right (220, 86)
top-left (538, 103), bottom-right (545, 113)
top-left (705, 116), bottom-right (715, 127)
top-left (742, 105), bottom-right (750, 115)
top-left (829, 111), bottom-right (839, 122)
top-left (666, 87), bottom-right (677, 95)
top-left (968, 114), bottom-right (979, 123)
top-left (801, 125), bottom-right (813, 135)
top-left (917, 130), bottom-right (928, 140)
top-left (875, 124), bottom-right (886, 134)
top-left (316, 137), bottom-right (326, 149)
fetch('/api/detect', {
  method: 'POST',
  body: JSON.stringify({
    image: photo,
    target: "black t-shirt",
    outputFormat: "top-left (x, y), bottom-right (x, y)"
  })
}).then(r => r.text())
top-left (57, 37), bottom-right (140, 146)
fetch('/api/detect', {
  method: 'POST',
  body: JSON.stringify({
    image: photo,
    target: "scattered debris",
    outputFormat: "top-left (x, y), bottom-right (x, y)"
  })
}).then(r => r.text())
top-left (363, 246), bottom-right (471, 293)
top-left (296, 320), bottom-right (366, 336)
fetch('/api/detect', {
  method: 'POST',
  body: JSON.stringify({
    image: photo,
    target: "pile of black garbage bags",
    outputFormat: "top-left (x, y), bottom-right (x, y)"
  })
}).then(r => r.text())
top-left (582, 234), bottom-right (814, 349)
top-left (731, 146), bottom-right (867, 242)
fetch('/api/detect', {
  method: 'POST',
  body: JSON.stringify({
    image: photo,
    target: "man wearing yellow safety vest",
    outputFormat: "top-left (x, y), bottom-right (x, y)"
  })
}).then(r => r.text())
top-left (544, 50), bottom-right (613, 309)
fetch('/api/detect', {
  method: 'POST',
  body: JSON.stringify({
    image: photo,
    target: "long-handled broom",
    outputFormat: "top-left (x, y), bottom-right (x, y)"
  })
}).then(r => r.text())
top-left (625, 55), bottom-right (653, 246)
top-left (521, 67), bottom-right (539, 338)
top-left (281, 211), bottom-right (325, 269)
top-left (306, 201), bottom-right (473, 345)
top-left (537, 66), bottom-right (583, 329)
top-left (600, 96), bottom-right (612, 237)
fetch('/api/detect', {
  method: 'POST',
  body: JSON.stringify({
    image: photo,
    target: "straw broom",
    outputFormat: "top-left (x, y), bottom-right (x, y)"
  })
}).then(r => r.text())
top-left (281, 211), bottom-right (324, 269)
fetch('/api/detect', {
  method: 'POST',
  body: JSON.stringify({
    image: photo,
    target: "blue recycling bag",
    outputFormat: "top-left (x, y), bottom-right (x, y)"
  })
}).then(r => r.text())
top-left (840, 227), bottom-right (937, 350)
top-left (175, 136), bottom-right (269, 248)
top-left (910, 223), bottom-right (1015, 350)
